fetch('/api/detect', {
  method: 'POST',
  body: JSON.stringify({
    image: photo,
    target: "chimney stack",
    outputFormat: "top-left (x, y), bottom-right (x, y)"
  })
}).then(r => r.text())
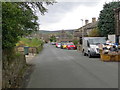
top-left (85, 20), bottom-right (89, 25)
top-left (92, 17), bottom-right (96, 23)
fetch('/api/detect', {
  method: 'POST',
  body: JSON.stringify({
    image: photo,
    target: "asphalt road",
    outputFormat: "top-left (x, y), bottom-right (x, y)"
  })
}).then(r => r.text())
top-left (27, 44), bottom-right (118, 88)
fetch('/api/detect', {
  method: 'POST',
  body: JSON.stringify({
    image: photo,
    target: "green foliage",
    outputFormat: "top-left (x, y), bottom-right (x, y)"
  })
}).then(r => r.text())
top-left (2, 1), bottom-right (55, 50)
top-left (2, 2), bottom-right (38, 49)
top-left (88, 28), bottom-right (100, 37)
top-left (16, 37), bottom-right (44, 54)
top-left (72, 40), bottom-right (79, 45)
top-left (50, 35), bottom-right (56, 42)
top-left (16, 37), bottom-right (43, 47)
top-left (98, 1), bottom-right (120, 37)
top-left (15, 52), bottom-right (21, 57)
top-left (17, 1), bottom-right (56, 15)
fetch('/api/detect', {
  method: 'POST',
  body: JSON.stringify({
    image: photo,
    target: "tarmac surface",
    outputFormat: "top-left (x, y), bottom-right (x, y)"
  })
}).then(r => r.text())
top-left (27, 44), bottom-right (118, 88)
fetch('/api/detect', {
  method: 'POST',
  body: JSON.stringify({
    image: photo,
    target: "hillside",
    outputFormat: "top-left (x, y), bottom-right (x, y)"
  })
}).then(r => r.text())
top-left (38, 29), bottom-right (76, 34)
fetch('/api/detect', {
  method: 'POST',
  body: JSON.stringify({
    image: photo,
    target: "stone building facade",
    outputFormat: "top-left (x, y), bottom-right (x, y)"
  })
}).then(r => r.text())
top-left (73, 17), bottom-right (98, 42)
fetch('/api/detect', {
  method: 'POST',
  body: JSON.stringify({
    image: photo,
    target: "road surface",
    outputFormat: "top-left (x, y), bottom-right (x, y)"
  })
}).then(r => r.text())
top-left (27, 44), bottom-right (118, 88)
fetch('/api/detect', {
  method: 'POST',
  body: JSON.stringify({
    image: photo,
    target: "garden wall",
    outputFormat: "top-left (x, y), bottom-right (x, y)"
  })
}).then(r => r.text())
top-left (2, 52), bottom-right (26, 88)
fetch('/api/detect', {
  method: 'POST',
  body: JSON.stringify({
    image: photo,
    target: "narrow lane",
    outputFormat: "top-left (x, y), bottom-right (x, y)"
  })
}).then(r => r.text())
top-left (27, 44), bottom-right (118, 88)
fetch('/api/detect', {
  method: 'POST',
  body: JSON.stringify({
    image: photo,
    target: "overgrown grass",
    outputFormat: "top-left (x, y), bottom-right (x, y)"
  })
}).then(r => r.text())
top-left (16, 37), bottom-right (43, 47)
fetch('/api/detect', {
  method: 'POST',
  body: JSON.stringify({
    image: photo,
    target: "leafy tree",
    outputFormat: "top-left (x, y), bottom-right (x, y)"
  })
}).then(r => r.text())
top-left (2, 2), bottom-right (38, 49)
top-left (50, 35), bottom-right (56, 42)
top-left (17, 1), bottom-right (56, 15)
top-left (88, 28), bottom-right (100, 37)
top-left (2, 1), bottom-right (55, 50)
top-left (72, 39), bottom-right (79, 45)
top-left (98, 1), bottom-right (120, 37)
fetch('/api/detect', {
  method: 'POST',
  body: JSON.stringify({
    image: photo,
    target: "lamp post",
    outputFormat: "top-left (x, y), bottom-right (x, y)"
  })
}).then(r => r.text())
top-left (81, 19), bottom-right (84, 38)
top-left (79, 19), bottom-right (84, 45)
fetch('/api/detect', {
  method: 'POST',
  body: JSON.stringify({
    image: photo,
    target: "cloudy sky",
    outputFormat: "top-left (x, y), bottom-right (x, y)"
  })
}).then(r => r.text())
top-left (37, 0), bottom-right (115, 31)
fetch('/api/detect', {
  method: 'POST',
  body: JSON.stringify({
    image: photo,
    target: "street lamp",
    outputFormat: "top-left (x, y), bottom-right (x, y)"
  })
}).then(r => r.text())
top-left (79, 19), bottom-right (84, 45)
top-left (81, 19), bottom-right (84, 38)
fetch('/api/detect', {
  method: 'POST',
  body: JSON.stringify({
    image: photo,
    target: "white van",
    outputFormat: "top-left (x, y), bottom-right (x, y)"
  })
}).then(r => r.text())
top-left (82, 37), bottom-right (106, 58)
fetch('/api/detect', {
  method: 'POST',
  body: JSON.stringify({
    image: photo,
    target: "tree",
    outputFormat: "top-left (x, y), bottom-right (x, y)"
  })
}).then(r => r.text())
top-left (72, 39), bottom-right (79, 45)
top-left (88, 28), bottom-right (100, 37)
top-left (98, 1), bottom-right (120, 37)
top-left (2, 2), bottom-right (38, 49)
top-left (2, 1), bottom-right (55, 50)
top-left (50, 35), bottom-right (56, 42)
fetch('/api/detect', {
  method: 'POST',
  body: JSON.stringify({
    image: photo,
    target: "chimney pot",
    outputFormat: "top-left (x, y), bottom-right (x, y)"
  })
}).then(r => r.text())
top-left (92, 17), bottom-right (96, 23)
top-left (85, 20), bottom-right (89, 25)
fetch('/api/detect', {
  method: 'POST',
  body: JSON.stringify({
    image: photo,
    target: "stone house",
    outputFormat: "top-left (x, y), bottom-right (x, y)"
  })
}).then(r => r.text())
top-left (73, 17), bottom-right (98, 41)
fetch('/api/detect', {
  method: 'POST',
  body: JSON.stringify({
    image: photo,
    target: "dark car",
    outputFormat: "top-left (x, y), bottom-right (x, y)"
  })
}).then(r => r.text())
top-left (51, 42), bottom-right (56, 45)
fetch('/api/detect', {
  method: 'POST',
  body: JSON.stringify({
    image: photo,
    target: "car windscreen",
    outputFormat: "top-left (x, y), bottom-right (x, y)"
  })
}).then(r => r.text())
top-left (63, 43), bottom-right (67, 45)
top-left (58, 43), bottom-right (61, 45)
top-left (88, 38), bottom-right (106, 45)
top-left (68, 44), bottom-right (74, 45)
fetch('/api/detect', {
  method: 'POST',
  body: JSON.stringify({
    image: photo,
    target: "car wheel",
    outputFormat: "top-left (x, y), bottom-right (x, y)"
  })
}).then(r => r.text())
top-left (82, 50), bottom-right (86, 56)
top-left (88, 52), bottom-right (92, 58)
top-left (84, 52), bottom-right (86, 56)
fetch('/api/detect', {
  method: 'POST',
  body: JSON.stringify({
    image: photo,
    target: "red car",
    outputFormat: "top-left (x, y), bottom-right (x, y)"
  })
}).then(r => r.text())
top-left (66, 43), bottom-right (77, 50)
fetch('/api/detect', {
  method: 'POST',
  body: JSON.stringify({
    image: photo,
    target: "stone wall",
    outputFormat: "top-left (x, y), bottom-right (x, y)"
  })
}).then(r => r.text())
top-left (16, 46), bottom-right (43, 55)
top-left (29, 47), bottom-right (37, 54)
top-left (0, 60), bottom-right (2, 89)
top-left (2, 52), bottom-right (26, 88)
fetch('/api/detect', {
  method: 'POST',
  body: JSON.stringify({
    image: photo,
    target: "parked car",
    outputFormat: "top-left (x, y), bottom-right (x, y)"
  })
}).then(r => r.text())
top-left (66, 43), bottom-right (77, 50)
top-left (82, 37), bottom-right (106, 58)
top-left (51, 42), bottom-right (56, 45)
top-left (56, 43), bottom-right (62, 48)
top-left (61, 43), bottom-right (67, 49)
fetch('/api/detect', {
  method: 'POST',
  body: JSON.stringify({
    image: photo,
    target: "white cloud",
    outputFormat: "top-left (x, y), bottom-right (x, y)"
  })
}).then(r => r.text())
top-left (38, 0), bottom-right (114, 31)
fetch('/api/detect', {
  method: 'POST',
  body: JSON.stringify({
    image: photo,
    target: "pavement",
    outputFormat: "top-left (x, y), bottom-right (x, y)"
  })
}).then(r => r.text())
top-left (26, 44), bottom-right (118, 88)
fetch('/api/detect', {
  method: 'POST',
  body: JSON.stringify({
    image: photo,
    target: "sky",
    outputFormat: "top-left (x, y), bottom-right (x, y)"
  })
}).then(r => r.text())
top-left (37, 0), bottom-right (116, 31)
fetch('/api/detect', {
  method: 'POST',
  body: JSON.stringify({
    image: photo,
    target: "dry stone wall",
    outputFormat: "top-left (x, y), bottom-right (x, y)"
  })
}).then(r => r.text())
top-left (2, 52), bottom-right (26, 88)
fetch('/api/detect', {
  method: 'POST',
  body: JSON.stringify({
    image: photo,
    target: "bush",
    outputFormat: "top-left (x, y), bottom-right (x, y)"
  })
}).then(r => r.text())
top-left (88, 28), bottom-right (100, 37)
top-left (73, 40), bottom-right (79, 45)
